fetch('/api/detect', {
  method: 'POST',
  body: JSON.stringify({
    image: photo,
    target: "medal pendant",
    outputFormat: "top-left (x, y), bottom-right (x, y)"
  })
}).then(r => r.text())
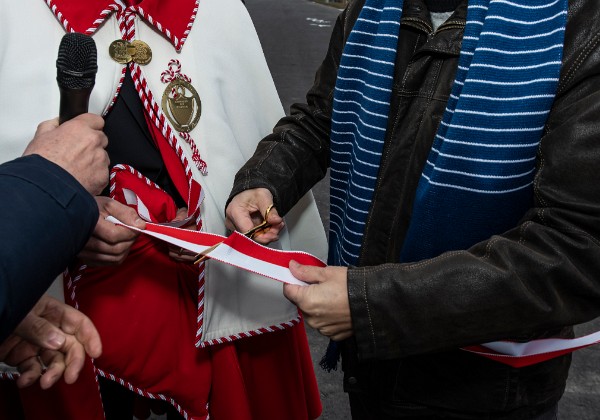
top-left (161, 79), bottom-right (201, 133)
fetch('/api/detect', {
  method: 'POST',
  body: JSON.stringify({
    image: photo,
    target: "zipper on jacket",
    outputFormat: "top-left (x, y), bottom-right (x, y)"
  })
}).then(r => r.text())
top-left (402, 17), bottom-right (433, 35)
top-left (435, 19), bottom-right (466, 34)
top-left (402, 17), bottom-right (465, 38)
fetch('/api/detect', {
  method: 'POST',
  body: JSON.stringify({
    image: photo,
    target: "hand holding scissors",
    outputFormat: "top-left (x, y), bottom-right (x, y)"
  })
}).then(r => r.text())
top-left (196, 202), bottom-right (280, 264)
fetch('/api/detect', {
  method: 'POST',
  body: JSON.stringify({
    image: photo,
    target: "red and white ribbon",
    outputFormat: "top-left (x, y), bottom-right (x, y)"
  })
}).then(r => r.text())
top-left (463, 331), bottom-right (600, 368)
top-left (106, 216), bottom-right (326, 287)
top-left (106, 216), bottom-right (600, 367)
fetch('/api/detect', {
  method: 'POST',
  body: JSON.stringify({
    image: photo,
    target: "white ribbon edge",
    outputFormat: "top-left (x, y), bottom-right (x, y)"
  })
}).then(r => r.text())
top-left (106, 216), bottom-right (308, 287)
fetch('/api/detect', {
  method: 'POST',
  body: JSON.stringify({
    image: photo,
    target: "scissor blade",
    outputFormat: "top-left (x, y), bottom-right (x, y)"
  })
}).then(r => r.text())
top-left (194, 241), bottom-right (222, 264)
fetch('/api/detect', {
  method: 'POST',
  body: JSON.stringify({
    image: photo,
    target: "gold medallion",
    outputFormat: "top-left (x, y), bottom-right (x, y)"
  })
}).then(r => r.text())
top-left (161, 79), bottom-right (201, 132)
top-left (131, 40), bottom-right (152, 65)
top-left (109, 39), bottom-right (133, 64)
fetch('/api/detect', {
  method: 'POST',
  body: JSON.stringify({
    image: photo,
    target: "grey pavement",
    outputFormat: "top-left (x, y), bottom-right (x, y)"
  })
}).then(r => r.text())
top-left (245, 0), bottom-right (600, 419)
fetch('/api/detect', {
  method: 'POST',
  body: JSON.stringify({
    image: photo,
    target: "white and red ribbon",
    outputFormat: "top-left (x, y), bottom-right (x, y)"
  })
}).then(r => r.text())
top-left (463, 331), bottom-right (600, 368)
top-left (106, 216), bottom-right (326, 287)
top-left (107, 216), bottom-right (600, 367)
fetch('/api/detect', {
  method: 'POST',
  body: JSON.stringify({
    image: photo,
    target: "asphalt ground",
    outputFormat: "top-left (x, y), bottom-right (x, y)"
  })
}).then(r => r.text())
top-left (245, 0), bottom-right (600, 418)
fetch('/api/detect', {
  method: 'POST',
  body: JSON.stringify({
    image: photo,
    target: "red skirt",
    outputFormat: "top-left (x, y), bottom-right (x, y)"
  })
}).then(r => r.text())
top-left (0, 234), bottom-right (321, 419)
top-left (0, 168), bottom-right (321, 419)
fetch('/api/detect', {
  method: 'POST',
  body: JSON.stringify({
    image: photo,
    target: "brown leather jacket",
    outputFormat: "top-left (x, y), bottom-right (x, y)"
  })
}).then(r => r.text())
top-left (229, 0), bottom-right (600, 417)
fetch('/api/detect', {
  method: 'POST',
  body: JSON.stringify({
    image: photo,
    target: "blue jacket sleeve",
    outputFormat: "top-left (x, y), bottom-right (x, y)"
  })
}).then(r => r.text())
top-left (0, 155), bottom-right (99, 342)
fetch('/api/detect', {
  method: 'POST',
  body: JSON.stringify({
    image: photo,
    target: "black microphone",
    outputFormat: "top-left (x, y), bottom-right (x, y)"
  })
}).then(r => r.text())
top-left (56, 33), bottom-right (98, 125)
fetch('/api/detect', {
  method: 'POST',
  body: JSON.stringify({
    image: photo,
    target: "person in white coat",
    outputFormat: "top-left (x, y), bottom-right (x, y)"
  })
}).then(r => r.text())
top-left (0, 0), bottom-right (327, 418)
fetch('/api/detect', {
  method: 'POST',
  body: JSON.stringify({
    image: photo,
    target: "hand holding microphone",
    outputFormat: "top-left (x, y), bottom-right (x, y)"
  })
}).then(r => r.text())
top-left (52, 33), bottom-right (145, 266)
top-left (23, 115), bottom-right (109, 195)
top-left (23, 33), bottom-right (109, 196)
top-left (2, 34), bottom-right (107, 388)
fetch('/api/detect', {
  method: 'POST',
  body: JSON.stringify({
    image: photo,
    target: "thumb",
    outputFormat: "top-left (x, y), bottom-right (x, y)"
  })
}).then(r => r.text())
top-left (289, 260), bottom-right (322, 285)
top-left (107, 199), bottom-right (146, 229)
top-left (283, 283), bottom-right (303, 306)
top-left (16, 316), bottom-right (66, 350)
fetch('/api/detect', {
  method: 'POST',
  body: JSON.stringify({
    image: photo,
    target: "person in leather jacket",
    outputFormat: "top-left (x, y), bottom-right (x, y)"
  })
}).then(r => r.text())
top-left (226, 0), bottom-right (600, 418)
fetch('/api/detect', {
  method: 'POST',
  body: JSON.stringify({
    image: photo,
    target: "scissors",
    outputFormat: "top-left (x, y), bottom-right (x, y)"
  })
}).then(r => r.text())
top-left (194, 204), bottom-right (275, 264)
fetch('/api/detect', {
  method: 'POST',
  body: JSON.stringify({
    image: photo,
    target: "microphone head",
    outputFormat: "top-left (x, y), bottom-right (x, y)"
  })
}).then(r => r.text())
top-left (56, 32), bottom-right (98, 90)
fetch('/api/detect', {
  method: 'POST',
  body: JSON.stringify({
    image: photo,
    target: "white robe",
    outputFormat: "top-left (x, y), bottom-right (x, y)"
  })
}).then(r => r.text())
top-left (0, 0), bottom-right (327, 344)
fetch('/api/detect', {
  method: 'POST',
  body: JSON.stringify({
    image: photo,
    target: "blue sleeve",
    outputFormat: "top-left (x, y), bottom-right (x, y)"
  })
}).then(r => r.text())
top-left (0, 155), bottom-right (99, 341)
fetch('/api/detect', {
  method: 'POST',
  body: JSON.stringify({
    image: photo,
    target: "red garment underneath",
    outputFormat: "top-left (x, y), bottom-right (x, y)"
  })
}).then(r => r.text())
top-left (0, 319), bottom-right (321, 419)
top-left (0, 170), bottom-right (321, 420)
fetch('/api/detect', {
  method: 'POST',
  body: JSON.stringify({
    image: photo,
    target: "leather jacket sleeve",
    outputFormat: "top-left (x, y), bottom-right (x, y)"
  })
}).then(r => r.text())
top-left (229, 0), bottom-right (600, 363)
top-left (348, 21), bottom-right (600, 360)
top-left (227, 4), bottom-right (355, 215)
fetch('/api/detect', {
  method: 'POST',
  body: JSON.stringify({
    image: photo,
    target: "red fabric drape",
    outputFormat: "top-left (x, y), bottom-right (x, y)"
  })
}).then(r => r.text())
top-left (2, 169), bottom-right (321, 419)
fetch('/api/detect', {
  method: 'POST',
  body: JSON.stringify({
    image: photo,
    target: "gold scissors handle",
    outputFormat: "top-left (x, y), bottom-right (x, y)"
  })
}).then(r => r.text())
top-left (194, 204), bottom-right (275, 264)
top-left (242, 204), bottom-right (274, 239)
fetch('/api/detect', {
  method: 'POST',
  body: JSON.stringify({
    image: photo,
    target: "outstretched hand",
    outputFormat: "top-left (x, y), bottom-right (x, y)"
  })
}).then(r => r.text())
top-left (0, 295), bottom-right (102, 389)
top-left (283, 261), bottom-right (353, 341)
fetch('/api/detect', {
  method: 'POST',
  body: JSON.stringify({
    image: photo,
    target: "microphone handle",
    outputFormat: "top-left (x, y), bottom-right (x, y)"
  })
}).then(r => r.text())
top-left (58, 88), bottom-right (92, 125)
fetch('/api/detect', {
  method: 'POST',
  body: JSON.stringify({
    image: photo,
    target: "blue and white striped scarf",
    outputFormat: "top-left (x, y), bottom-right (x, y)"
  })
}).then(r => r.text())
top-left (329, 0), bottom-right (568, 266)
